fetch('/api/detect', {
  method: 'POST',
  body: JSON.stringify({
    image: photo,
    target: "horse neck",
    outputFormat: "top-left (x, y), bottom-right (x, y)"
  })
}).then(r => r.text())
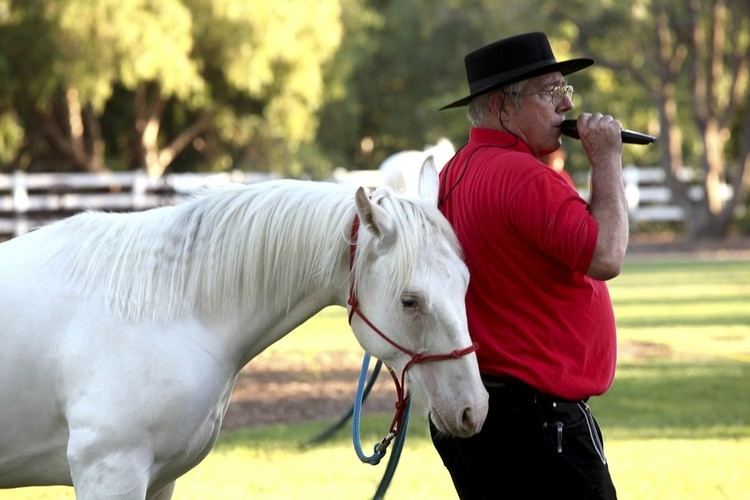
top-left (223, 282), bottom-right (347, 369)
top-left (194, 186), bottom-right (355, 365)
top-left (215, 244), bottom-right (352, 370)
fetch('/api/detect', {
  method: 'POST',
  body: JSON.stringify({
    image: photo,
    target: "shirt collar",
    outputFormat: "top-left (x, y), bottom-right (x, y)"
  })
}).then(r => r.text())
top-left (469, 128), bottom-right (534, 156)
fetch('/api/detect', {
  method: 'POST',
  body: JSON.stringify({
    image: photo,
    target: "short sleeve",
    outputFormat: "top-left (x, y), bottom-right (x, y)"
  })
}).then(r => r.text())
top-left (507, 167), bottom-right (598, 273)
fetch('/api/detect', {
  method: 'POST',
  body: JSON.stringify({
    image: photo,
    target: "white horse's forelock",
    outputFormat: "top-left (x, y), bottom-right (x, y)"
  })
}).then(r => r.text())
top-left (351, 193), bottom-right (461, 302)
top-left (44, 180), bottom-right (459, 322)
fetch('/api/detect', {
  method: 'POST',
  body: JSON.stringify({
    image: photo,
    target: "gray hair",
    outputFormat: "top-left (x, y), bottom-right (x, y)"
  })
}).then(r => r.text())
top-left (467, 80), bottom-right (525, 126)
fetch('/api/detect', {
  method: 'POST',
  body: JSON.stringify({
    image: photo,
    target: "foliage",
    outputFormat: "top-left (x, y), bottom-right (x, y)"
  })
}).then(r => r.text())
top-left (317, 0), bottom-right (545, 169)
top-left (0, 0), bottom-right (342, 176)
top-left (318, 0), bottom-right (750, 237)
top-left (0, 110), bottom-right (22, 163)
top-left (528, 0), bottom-right (750, 238)
top-left (185, 0), bottom-right (343, 177)
top-left (0, 0), bottom-right (749, 236)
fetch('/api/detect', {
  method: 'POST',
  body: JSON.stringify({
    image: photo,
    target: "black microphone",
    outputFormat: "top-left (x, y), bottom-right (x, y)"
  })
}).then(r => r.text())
top-left (559, 119), bottom-right (656, 145)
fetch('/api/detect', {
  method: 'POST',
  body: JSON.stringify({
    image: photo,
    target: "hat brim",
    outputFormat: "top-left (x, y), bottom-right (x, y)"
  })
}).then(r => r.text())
top-left (439, 57), bottom-right (594, 110)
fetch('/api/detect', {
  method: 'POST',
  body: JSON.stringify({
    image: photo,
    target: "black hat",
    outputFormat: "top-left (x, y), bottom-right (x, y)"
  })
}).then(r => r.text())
top-left (440, 32), bottom-right (593, 110)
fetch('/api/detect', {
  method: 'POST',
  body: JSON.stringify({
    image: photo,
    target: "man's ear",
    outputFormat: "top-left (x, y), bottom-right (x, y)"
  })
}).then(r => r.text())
top-left (418, 156), bottom-right (439, 207)
top-left (355, 187), bottom-right (396, 246)
top-left (490, 90), bottom-right (512, 126)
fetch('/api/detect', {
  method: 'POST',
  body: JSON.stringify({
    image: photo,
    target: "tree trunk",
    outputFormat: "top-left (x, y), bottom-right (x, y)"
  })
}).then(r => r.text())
top-left (684, 0), bottom-right (743, 239)
top-left (131, 82), bottom-right (164, 176)
top-left (655, 83), bottom-right (689, 205)
top-left (41, 87), bottom-right (106, 172)
top-left (151, 114), bottom-right (210, 177)
top-left (703, 120), bottom-right (727, 212)
top-left (131, 83), bottom-right (210, 178)
top-left (82, 104), bottom-right (105, 172)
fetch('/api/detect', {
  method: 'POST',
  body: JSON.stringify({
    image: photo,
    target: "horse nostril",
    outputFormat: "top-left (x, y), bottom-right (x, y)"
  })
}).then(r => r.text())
top-left (461, 407), bottom-right (476, 432)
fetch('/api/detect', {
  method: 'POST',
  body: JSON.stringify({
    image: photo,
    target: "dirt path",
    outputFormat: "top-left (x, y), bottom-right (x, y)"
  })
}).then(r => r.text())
top-left (223, 354), bottom-right (395, 430)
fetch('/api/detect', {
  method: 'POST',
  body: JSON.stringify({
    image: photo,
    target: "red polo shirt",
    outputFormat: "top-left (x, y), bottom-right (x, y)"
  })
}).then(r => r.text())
top-left (439, 128), bottom-right (616, 400)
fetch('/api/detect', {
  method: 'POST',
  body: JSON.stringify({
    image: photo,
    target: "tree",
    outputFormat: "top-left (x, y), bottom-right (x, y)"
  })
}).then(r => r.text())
top-left (181, 0), bottom-right (343, 178)
top-left (0, 0), bottom-right (343, 177)
top-left (549, 0), bottom-right (750, 238)
top-left (315, 0), bottom-right (652, 171)
top-left (317, 0), bottom-right (539, 169)
top-left (0, 0), bottom-right (202, 172)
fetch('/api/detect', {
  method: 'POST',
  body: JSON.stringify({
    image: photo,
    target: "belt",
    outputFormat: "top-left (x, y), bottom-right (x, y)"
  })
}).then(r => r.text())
top-left (481, 374), bottom-right (587, 408)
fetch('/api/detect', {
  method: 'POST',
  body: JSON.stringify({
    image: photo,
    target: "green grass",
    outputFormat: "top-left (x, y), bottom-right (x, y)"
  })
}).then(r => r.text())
top-left (7, 257), bottom-right (750, 499)
top-left (596, 362), bottom-right (750, 439)
top-left (610, 259), bottom-right (750, 364)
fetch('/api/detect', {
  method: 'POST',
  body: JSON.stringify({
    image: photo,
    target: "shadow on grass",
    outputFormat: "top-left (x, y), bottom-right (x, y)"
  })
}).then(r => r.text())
top-left (613, 295), bottom-right (750, 307)
top-left (615, 314), bottom-right (750, 328)
top-left (620, 259), bottom-right (750, 276)
top-left (592, 362), bottom-right (750, 439)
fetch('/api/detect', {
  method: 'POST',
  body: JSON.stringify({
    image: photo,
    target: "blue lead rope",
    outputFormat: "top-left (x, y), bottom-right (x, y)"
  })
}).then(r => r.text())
top-left (353, 352), bottom-right (387, 464)
top-left (352, 352), bottom-right (411, 467)
top-left (373, 394), bottom-right (410, 500)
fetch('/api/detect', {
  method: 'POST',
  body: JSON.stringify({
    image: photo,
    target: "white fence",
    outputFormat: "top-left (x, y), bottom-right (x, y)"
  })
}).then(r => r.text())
top-left (621, 165), bottom-right (734, 224)
top-left (0, 166), bottom-right (726, 239)
top-left (622, 165), bottom-right (692, 223)
top-left (331, 167), bottom-right (384, 189)
top-left (0, 170), bottom-right (276, 239)
top-left (332, 164), bottom-right (715, 225)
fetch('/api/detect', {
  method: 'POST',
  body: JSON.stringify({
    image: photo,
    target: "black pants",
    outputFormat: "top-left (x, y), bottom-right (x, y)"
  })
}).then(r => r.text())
top-left (430, 377), bottom-right (617, 500)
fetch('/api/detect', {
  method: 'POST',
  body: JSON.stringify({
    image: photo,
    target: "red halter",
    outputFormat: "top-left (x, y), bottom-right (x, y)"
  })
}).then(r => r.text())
top-left (347, 214), bottom-right (478, 437)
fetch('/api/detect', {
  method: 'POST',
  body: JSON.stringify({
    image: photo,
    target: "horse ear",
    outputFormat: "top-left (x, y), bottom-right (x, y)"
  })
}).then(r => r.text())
top-left (355, 187), bottom-right (396, 245)
top-left (418, 156), bottom-right (439, 207)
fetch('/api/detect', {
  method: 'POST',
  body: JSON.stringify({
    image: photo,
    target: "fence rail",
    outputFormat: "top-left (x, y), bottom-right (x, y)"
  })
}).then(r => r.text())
top-left (0, 170), bottom-right (276, 239)
top-left (333, 164), bottom-right (718, 226)
top-left (622, 165), bottom-right (690, 223)
top-left (1, 165), bottom-right (727, 239)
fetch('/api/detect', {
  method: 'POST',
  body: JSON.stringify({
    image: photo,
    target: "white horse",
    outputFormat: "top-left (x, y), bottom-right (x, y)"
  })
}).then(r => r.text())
top-left (379, 138), bottom-right (455, 195)
top-left (0, 161), bottom-right (488, 499)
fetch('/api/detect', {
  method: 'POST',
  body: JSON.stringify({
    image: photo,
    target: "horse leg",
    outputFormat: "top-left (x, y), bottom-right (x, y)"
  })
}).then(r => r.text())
top-left (147, 481), bottom-right (175, 500)
top-left (67, 432), bottom-right (151, 500)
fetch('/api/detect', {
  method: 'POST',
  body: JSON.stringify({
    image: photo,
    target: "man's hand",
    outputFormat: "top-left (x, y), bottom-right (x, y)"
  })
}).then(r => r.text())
top-left (577, 112), bottom-right (628, 280)
top-left (577, 113), bottom-right (623, 167)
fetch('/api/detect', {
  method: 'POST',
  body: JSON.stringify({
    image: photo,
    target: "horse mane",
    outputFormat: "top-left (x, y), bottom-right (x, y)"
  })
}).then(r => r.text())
top-left (45, 180), bottom-right (460, 322)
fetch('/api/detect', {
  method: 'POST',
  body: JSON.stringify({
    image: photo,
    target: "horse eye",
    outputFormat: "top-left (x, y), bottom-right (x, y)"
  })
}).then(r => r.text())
top-left (401, 296), bottom-right (419, 309)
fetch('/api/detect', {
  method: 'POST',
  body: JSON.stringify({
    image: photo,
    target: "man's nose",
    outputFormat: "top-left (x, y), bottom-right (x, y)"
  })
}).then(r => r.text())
top-left (558, 96), bottom-right (574, 113)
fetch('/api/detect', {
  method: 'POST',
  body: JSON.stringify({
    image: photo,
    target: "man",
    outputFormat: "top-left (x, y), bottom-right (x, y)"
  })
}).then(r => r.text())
top-left (431, 32), bottom-right (627, 499)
